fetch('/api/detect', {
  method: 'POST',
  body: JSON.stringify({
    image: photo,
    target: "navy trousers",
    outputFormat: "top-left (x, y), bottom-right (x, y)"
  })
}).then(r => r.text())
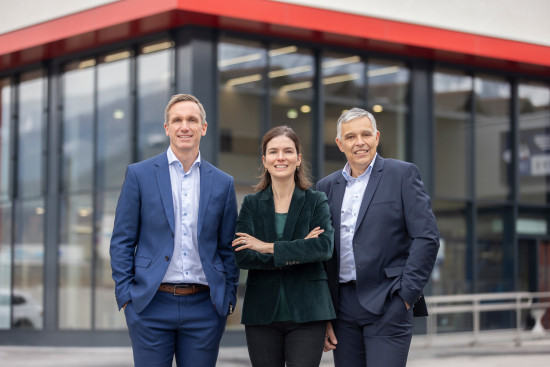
top-left (333, 283), bottom-right (413, 367)
top-left (124, 290), bottom-right (226, 367)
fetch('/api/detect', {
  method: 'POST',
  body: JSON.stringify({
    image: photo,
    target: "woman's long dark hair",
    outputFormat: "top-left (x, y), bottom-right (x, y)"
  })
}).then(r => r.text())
top-left (254, 125), bottom-right (312, 192)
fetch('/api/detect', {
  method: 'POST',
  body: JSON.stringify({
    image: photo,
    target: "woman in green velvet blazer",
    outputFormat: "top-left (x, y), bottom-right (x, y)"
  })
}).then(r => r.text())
top-left (233, 126), bottom-right (335, 367)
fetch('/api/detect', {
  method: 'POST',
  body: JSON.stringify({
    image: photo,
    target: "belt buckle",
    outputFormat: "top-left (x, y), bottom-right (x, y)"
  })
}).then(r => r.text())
top-left (173, 284), bottom-right (189, 295)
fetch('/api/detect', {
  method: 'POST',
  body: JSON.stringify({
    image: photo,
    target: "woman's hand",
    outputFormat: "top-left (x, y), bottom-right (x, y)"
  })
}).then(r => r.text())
top-left (232, 232), bottom-right (274, 254)
top-left (304, 226), bottom-right (324, 239)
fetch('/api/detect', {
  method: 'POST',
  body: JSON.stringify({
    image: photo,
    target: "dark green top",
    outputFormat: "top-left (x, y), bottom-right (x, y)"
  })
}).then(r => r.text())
top-left (273, 212), bottom-right (291, 322)
top-left (234, 186), bottom-right (336, 325)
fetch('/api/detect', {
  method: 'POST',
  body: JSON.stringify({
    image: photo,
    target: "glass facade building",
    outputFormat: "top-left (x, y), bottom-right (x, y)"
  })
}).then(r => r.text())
top-left (0, 0), bottom-right (549, 345)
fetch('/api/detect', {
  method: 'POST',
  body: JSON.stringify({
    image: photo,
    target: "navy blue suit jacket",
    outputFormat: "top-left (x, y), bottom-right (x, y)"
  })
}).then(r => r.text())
top-left (316, 155), bottom-right (439, 317)
top-left (110, 152), bottom-right (239, 317)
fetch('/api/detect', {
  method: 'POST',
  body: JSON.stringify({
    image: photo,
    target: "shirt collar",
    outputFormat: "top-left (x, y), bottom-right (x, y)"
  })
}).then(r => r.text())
top-left (166, 147), bottom-right (202, 171)
top-left (342, 153), bottom-right (377, 182)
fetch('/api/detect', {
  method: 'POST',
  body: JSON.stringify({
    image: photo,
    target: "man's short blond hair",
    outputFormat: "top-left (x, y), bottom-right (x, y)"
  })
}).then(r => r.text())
top-left (164, 94), bottom-right (207, 125)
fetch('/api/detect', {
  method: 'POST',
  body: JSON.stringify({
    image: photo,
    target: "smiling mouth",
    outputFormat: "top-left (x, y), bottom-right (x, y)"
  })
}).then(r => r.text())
top-left (354, 150), bottom-right (368, 154)
top-left (274, 165), bottom-right (288, 169)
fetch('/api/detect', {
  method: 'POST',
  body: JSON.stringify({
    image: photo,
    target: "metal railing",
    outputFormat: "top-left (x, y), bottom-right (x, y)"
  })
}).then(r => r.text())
top-left (421, 291), bottom-right (550, 346)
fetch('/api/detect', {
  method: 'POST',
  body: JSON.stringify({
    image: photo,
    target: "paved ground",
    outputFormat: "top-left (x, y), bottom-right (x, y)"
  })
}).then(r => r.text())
top-left (1, 334), bottom-right (549, 366)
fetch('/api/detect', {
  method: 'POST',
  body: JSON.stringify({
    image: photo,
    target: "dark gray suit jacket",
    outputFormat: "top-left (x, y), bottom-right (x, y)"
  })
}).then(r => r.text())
top-left (316, 155), bottom-right (440, 317)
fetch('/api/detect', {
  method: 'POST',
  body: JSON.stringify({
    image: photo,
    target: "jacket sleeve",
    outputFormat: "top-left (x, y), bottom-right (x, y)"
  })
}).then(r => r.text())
top-left (398, 163), bottom-right (440, 306)
top-left (109, 165), bottom-right (140, 310)
top-left (217, 176), bottom-right (240, 309)
top-left (272, 192), bottom-right (334, 267)
top-left (233, 195), bottom-right (277, 270)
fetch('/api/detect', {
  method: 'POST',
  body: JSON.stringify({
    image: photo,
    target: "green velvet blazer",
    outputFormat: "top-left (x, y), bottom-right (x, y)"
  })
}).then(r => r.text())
top-left (234, 186), bottom-right (336, 325)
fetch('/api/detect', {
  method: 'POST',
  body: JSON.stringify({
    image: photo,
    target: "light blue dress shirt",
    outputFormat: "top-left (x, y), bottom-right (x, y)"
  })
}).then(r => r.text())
top-left (339, 154), bottom-right (377, 283)
top-left (162, 147), bottom-right (207, 285)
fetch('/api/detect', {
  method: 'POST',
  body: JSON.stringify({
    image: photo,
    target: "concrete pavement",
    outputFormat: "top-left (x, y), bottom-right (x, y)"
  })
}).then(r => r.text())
top-left (1, 335), bottom-right (549, 366)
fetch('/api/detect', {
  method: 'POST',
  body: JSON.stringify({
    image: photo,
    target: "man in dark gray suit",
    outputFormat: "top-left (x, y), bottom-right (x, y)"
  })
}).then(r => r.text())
top-left (316, 108), bottom-right (440, 367)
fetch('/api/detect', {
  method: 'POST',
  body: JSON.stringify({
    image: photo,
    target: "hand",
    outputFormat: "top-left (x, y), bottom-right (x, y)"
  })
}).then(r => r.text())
top-left (304, 226), bottom-right (324, 239)
top-left (404, 300), bottom-right (411, 310)
top-left (323, 321), bottom-right (337, 352)
top-left (122, 302), bottom-right (129, 310)
top-left (232, 232), bottom-right (274, 254)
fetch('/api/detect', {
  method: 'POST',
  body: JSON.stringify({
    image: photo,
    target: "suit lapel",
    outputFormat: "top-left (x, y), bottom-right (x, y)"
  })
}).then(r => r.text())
top-left (282, 187), bottom-right (306, 240)
top-left (198, 160), bottom-right (213, 238)
top-left (332, 173), bottom-right (347, 257)
top-left (355, 156), bottom-right (384, 230)
top-left (260, 187), bottom-right (277, 242)
top-left (154, 154), bottom-right (175, 233)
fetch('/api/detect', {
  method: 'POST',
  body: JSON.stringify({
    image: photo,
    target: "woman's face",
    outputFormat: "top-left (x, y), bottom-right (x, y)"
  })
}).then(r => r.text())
top-left (262, 135), bottom-right (301, 182)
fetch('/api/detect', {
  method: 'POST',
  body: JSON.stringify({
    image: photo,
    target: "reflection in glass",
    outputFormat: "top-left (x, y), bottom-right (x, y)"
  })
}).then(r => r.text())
top-left (0, 79), bottom-right (12, 329)
top-left (270, 44), bottom-right (314, 169)
top-left (58, 194), bottom-right (93, 329)
top-left (13, 199), bottom-right (44, 329)
top-left (434, 70), bottom-right (472, 199)
top-left (218, 38), bottom-right (267, 328)
top-left (62, 61), bottom-right (94, 193)
top-left (0, 203), bottom-right (12, 329)
top-left (323, 52), bottom-right (365, 174)
top-left (368, 60), bottom-right (409, 161)
top-left (94, 190), bottom-right (126, 329)
top-left (518, 82), bottom-right (550, 204)
top-left (137, 41), bottom-right (173, 160)
top-left (18, 71), bottom-right (45, 198)
top-left (1, 78), bottom-right (10, 201)
top-left (432, 200), bottom-right (470, 295)
top-left (218, 38), bottom-right (266, 206)
top-left (97, 51), bottom-right (132, 190)
top-left (474, 76), bottom-right (511, 201)
top-left (477, 208), bottom-right (514, 293)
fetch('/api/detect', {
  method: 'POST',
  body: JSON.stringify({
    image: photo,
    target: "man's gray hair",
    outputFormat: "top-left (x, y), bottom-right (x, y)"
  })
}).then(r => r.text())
top-left (336, 108), bottom-right (377, 139)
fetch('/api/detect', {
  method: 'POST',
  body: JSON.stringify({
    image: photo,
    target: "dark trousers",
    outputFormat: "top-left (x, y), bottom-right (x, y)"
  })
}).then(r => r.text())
top-left (245, 320), bottom-right (326, 367)
top-left (333, 283), bottom-right (413, 367)
top-left (124, 290), bottom-right (226, 367)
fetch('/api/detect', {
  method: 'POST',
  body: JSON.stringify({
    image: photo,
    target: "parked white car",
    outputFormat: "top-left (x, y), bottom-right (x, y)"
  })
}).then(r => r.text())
top-left (0, 289), bottom-right (43, 329)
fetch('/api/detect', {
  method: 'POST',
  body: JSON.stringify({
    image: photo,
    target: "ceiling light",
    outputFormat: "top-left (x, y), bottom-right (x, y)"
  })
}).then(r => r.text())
top-left (368, 66), bottom-right (401, 77)
top-left (300, 105), bottom-right (311, 113)
top-left (372, 105), bottom-right (383, 113)
top-left (322, 56), bottom-right (361, 68)
top-left (269, 46), bottom-right (298, 57)
top-left (269, 65), bottom-right (312, 78)
top-left (226, 74), bottom-right (262, 87)
top-left (218, 53), bottom-right (262, 67)
top-left (287, 109), bottom-right (298, 119)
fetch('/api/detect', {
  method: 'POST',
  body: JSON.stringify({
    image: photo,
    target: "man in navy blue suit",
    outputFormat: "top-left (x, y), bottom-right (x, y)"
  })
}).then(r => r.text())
top-left (316, 108), bottom-right (440, 367)
top-left (110, 94), bottom-right (239, 367)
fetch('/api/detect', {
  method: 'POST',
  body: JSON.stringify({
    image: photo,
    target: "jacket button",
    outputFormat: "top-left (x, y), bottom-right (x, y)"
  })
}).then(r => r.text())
top-left (165, 256), bottom-right (169, 261)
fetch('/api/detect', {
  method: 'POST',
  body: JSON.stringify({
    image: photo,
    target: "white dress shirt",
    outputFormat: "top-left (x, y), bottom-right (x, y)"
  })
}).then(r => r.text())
top-left (162, 147), bottom-right (207, 285)
top-left (339, 154), bottom-right (377, 283)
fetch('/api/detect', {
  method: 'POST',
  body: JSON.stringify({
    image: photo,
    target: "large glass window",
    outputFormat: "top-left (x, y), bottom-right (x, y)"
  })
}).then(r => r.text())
top-left (13, 70), bottom-right (45, 330)
top-left (94, 49), bottom-right (132, 330)
top-left (368, 59), bottom-right (409, 161)
top-left (269, 44), bottom-right (314, 162)
top-left (474, 76), bottom-right (511, 201)
top-left (431, 201), bottom-right (471, 295)
top-left (434, 69), bottom-right (473, 199)
top-left (59, 60), bottom-right (95, 329)
top-left (97, 50), bottom-right (132, 190)
top-left (0, 78), bottom-right (12, 329)
top-left (137, 40), bottom-right (174, 160)
top-left (518, 82), bottom-right (550, 204)
top-left (95, 190), bottom-right (125, 330)
top-left (18, 71), bottom-right (45, 199)
top-left (323, 52), bottom-right (365, 174)
top-left (218, 38), bottom-right (266, 204)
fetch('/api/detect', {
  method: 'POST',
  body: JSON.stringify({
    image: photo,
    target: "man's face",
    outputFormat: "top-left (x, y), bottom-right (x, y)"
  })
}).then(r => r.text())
top-left (335, 116), bottom-right (380, 177)
top-left (164, 101), bottom-right (207, 155)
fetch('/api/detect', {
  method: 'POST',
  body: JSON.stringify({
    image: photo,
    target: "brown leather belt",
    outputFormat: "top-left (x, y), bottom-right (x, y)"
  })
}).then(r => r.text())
top-left (158, 283), bottom-right (209, 296)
